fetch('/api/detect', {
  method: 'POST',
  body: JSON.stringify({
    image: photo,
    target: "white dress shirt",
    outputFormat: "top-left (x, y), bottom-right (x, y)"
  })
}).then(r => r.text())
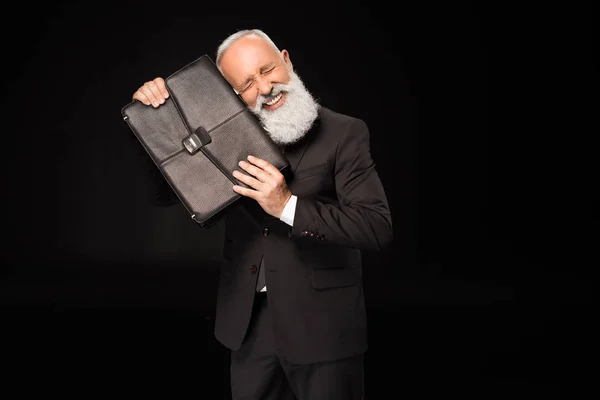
top-left (279, 194), bottom-right (297, 227)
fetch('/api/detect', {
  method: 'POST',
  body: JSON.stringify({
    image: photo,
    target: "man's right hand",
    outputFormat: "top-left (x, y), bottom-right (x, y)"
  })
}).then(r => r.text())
top-left (132, 77), bottom-right (169, 108)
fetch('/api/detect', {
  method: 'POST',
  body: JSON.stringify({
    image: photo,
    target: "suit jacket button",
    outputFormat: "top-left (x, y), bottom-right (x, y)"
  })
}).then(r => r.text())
top-left (263, 228), bottom-right (269, 237)
top-left (250, 264), bottom-right (257, 274)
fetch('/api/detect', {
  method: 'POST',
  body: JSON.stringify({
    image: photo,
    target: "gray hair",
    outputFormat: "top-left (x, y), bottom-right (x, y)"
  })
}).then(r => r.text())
top-left (215, 29), bottom-right (281, 71)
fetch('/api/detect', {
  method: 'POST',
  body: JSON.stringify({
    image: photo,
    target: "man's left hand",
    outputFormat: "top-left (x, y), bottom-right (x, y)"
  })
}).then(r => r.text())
top-left (232, 155), bottom-right (292, 218)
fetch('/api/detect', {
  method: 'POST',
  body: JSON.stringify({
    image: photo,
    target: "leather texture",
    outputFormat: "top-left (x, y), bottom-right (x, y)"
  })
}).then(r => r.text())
top-left (121, 55), bottom-right (289, 228)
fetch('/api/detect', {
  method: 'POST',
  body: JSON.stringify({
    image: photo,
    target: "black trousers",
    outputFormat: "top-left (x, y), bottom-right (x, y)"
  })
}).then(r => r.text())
top-left (230, 292), bottom-right (364, 400)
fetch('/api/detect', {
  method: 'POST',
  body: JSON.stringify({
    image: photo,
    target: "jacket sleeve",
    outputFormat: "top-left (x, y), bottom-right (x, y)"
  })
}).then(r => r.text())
top-left (289, 118), bottom-right (393, 251)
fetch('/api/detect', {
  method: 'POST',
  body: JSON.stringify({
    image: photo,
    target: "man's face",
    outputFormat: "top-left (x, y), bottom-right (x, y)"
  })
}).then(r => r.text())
top-left (219, 34), bottom-right (320, 146)
top-left (219, 35), bottom-right (292, 109)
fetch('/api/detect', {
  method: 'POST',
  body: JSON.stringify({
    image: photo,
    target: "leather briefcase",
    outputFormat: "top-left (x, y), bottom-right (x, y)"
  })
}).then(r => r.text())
top-left (121, 55), bottom-right (289, 228)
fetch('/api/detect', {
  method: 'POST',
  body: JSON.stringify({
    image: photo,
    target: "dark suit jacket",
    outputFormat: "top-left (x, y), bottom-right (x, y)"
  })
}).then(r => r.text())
top-left (137, 106), bottom-right (392, 364)
top-left (215, 106), bottom-right (392, 364)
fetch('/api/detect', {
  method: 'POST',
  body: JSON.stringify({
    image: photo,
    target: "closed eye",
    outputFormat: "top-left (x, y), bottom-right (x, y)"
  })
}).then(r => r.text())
top-left (240, 81), bottom-right (254, 92)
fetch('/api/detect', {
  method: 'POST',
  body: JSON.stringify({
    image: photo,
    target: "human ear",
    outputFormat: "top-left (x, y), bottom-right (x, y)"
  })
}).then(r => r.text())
top-left (281, 49), bottom-right (293, 71)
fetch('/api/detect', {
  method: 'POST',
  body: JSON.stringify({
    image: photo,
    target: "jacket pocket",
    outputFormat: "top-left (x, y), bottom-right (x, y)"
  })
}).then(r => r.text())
top-left (311, 266), bottom-right (361, 290)
top-left (293, 163), bottom-right (327, 181)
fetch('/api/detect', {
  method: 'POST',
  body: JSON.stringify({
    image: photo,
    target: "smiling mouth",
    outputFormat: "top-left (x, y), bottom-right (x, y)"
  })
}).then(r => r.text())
top-left (264, 92), bottom-right (284, 107)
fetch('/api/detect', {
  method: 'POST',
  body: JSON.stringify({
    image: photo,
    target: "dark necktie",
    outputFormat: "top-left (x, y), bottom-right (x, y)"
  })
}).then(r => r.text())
top-left (255, 144), bottom-right (284, 293)
top-left (256, 255), bottom-right (266, 292)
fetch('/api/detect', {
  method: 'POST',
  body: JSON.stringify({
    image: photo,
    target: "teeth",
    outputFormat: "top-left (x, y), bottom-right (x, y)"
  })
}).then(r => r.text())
top-left (265, 92), bottom-right (282, 106)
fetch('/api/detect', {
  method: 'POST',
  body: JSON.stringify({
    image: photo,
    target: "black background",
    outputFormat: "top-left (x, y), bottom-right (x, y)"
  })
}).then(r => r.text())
top-left (1, 0), bottom-right (594, 398)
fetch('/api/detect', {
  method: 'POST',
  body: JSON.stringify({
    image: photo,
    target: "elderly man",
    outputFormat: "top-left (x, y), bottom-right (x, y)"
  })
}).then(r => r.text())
top-left (131, 28), bottom-right (392, 400)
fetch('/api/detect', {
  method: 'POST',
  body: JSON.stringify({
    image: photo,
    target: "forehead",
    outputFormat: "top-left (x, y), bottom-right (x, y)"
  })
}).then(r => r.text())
top-left (220, 35), bottom-right (281, 82)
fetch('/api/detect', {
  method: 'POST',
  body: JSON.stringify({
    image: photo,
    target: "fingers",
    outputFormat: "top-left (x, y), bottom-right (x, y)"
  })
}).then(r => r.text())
top-left (238, 160), bottom-right (269, 182)
top-left (132, 77), bottom-right (169, 108)
top-left (246, 155), bottom-right (281, 177)
top-left (154, 77), bottom-right (169, 99)
top-left (232, 169), bottom-right (262, 189)
top-left (232, 184), bottom-right (257, 199)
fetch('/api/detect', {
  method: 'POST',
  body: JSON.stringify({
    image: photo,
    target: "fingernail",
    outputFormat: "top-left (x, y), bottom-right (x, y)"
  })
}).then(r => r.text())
top-left (164, 93), bottom-right (169, 99)
top-left (153, 102), bottom-right (159, 107)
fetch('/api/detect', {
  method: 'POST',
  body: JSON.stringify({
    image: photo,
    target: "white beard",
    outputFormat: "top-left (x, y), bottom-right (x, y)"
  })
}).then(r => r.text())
top-left (250, 70), bottom-right (320, 146)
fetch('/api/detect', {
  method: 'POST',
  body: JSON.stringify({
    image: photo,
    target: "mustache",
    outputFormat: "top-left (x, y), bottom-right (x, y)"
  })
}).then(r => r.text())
top-left (253, 84), bottom-right (289, 111)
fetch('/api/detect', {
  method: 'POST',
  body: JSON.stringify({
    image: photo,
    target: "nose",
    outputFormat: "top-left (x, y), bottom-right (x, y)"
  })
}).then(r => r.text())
top-left (256, 78), bottom-right (272, 96)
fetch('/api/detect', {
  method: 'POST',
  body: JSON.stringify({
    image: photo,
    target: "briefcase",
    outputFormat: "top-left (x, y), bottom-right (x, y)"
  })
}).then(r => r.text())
top-left (121, 55), bottom-right (289, 228)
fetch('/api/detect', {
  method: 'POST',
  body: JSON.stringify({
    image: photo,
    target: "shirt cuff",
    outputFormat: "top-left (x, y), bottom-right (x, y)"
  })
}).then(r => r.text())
top-left (280, 195), bottom-right (297, 226)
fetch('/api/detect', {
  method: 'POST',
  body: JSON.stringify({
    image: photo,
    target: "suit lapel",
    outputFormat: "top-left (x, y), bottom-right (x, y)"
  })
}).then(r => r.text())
top-left (284, 134), bottom-right (312, 174)
top-left (282, 114), bottom-right (321, 175)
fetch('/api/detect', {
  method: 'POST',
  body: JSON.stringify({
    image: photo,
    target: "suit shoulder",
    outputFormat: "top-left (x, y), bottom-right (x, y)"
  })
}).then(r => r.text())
top-left (318, 106), bottom-right (365, 128)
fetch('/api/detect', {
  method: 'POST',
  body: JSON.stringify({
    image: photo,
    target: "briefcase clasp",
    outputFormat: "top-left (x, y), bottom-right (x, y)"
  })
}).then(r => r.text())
top-left (183, 126), bottom-right (212, 154)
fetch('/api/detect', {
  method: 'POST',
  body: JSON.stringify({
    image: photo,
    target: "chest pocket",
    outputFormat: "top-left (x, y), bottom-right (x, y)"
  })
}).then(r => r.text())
top-left (292, 162), bottom-right (328, 181)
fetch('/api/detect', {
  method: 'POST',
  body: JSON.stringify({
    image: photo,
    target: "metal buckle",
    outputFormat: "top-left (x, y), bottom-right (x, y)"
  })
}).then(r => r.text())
top-left (183, 133), bottom-right (202, 154)
top-left (183, 126), bottom-right (211, 154)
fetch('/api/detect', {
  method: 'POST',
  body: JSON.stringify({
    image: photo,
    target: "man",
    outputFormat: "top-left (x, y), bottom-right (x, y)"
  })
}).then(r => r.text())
top-left (131, 29), bottom-right (392, 400)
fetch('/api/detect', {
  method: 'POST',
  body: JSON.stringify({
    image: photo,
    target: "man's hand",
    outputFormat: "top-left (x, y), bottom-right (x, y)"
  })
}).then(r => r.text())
top-left (132, 77), bottom-right (169, 108)
top-left (232, 155), bottom-right (292, 219)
